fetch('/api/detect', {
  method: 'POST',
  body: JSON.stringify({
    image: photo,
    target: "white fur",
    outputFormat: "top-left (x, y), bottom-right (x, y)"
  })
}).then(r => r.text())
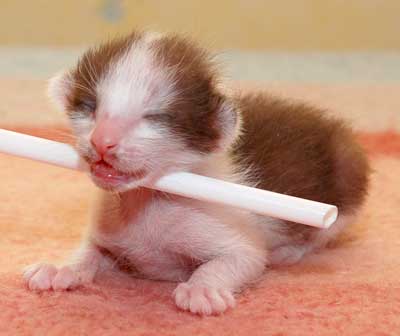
top-left (24, 244), bottom-right (106, 291)
top-left (131, 120), bottom-right (164, 140)
top-left (89, 190), bottom-right (267, 314)
top-left (142, 31), bottom-right (165, 44)
top-left (47, 71), bottom-right (73, 111)
top-left (98, 38), bottom-right (176, 120)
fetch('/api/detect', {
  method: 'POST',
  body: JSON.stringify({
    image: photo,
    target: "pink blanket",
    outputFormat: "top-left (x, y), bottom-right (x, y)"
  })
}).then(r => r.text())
top-left (1, 128), bottom-right (399, 335)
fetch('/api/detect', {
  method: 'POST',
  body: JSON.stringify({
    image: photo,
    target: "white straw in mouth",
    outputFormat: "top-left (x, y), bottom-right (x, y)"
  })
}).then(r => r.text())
top-left (0, 128), bottom-right (338, 228)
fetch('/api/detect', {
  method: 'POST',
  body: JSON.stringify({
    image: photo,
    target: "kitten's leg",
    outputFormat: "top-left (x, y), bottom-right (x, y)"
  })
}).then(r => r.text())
top-left (23, 242), bottom-right (109, 291)
top-left (172, 213), bottom-right (267, 315)
top-left (269, 245), bottom-right (310, 265)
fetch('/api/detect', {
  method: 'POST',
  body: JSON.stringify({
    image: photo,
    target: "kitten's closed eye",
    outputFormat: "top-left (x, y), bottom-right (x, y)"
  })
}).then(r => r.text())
top-left (75, 100), bottom-right (97, 114)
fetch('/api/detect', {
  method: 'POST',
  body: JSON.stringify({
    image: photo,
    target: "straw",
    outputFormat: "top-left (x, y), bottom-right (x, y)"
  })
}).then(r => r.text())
top-left (0, 128), bottom-right (337, 228)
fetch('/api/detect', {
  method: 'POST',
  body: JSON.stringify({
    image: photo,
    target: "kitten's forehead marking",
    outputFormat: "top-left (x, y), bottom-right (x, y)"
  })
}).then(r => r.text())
top-left (97, 34), bottom-right (175, 120)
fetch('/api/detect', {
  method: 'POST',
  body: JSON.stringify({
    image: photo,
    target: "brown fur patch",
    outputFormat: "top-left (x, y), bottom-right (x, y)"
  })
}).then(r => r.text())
top-left (65, 31), bottom-right (142, 115)
top-left (231, 92), bottom-right (370, 241)
top-left (150, 35), bottom-right (231, 153)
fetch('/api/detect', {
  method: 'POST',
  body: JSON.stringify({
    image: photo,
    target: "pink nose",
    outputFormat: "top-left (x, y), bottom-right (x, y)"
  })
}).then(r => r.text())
top-left (90, 120), bottom-right (122, 156)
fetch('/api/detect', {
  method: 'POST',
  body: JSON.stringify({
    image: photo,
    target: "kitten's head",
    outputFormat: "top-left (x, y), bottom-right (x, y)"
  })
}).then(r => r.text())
top-left (49, 31), bottom-right (239, 192)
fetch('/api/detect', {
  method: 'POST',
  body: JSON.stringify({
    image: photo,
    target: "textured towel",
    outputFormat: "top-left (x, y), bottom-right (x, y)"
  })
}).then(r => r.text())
top-left (0, 127), bottom-right (399, 335)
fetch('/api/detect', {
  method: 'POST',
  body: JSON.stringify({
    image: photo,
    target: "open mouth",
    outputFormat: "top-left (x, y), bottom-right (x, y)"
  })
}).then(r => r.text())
top-left (90, 160), bottom-right (146, 187)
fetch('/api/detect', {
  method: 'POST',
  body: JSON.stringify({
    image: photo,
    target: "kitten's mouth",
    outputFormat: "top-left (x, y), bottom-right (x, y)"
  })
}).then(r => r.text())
top-left (90, 160), bottom-right (147, 188)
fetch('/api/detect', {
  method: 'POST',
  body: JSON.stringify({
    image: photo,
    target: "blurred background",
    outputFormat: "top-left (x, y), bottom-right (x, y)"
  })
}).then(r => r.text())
top-left (1, 0), bottom-right (399, 129)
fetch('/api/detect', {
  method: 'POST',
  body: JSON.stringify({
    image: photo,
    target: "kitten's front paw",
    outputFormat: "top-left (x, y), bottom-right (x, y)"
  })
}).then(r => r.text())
top-left (23, 263), bottom-right (81, 291)
top-left (173, 282), bottom-right (235, 315)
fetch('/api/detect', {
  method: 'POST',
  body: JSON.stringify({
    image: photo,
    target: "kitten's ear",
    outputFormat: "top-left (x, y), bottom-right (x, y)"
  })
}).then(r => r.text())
top-left (215, 93), bottom-right (242, 150)
top-left (47, 71), bottom-right (73, 111)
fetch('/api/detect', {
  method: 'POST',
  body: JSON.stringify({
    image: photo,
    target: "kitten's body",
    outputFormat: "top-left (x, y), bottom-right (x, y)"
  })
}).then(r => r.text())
top-left (23, 31), bottom-right (369, 315)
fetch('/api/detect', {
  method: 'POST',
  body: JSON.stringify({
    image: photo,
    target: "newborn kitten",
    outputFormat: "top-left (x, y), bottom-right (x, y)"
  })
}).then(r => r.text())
top-left (23, 31), bottom-right (369, 315)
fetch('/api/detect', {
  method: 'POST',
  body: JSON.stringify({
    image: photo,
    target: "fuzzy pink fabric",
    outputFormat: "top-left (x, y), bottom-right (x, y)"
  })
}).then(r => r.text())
top-left (0, 128), bottom-right (399, 335)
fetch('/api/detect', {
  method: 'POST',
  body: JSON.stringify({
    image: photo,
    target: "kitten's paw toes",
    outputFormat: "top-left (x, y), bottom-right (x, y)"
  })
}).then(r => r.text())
top-left (23, 263), bottom-right (58, 291)
top-left (174, 282), bottom-right (235, 315)
top-left (51, 266), bottom-right (80, 291)
top-left (23, 264), bottom-right (81, 291)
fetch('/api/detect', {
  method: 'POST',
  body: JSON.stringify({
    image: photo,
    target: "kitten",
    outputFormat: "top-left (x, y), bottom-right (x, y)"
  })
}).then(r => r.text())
top-left (23, 31), bottom-right (369, 315)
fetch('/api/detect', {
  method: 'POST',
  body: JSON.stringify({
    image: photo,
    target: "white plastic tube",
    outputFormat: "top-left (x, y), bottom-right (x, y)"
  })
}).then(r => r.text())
top-left (0, 128), bottom-right (337, 228)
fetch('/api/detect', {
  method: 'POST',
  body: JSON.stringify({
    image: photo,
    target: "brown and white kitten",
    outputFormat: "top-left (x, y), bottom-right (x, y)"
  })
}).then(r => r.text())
top-left (23, 31), bottom-right (370, 315)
